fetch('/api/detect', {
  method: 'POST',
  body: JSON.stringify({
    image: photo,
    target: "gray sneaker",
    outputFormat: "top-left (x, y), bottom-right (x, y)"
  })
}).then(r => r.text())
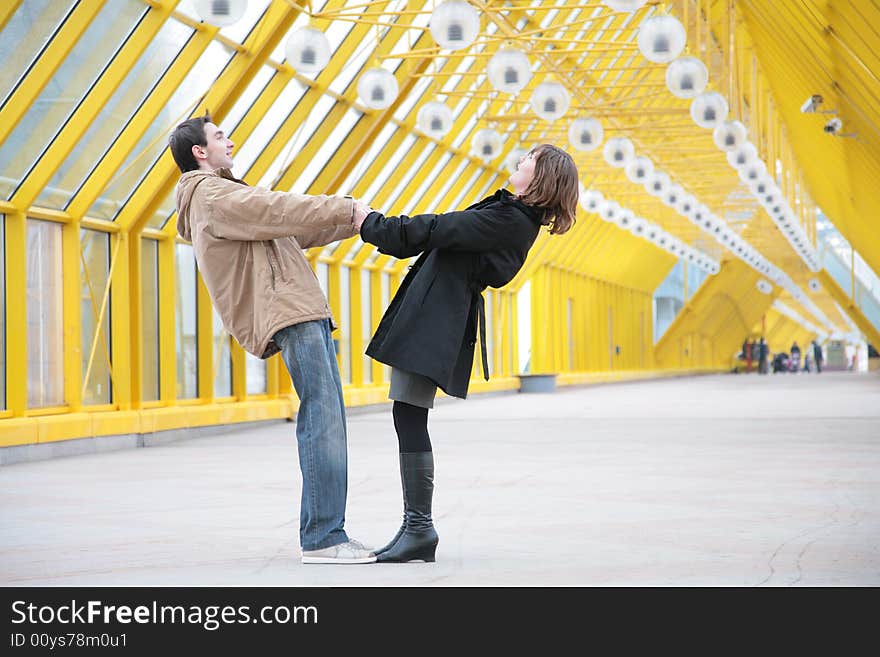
top-left (301, 539), bottom-right (377, 564)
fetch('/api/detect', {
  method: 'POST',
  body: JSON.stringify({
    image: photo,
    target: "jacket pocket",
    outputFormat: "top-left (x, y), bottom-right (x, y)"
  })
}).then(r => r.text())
top-left (264, 241), bottom-right (279, 290)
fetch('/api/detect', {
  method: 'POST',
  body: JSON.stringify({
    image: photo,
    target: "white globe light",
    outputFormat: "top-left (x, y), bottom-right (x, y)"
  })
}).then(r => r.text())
top-left (487, 49), bottom-right (532, 94)
top-left (757, 279), bottom-right (772, 294)
top-left (709, 262), bottom-right (720, 275)
top-left (603, 0), bottom-right (648, 11)
top-left (678, 194), bottom-right (695, 217)
top-left (748, 174), bottom-right (772, 197)
top-left (599, 199), bottom-right (621, 223)
top-left (194, 0), bottom-right (248, 26)
top-left (530, 81), bottom-right (570, 121)
top-left (505, 147), bottom-right (528, 174)
top-left (285, 27), bottom-right (332, 75)
top-left (690, 91), bottom-right (729, 129)
top-left (644, 170), bottom-right (670, 197)
top-left (637, 15), bottom-right (687, 64)
top-left (603, 136), bottom-right (635, 167)
top-left (472, 128), bottom-right (503, 161)
top-left (357, 67), bottom-right (399, 110)
top-left (568, 118), bottom-right (604, 152)
top-left (644, 222), bottom-right (660, 242)
top-left (665, 56), bottom-right (708, 99)
top-left (625, 155), bottom-right (654, 183)
top-left (629, 216), bottom-right (647, 237)
top-left (739, 159), bottom-right (767, 184)
top-left (429, 1), bottom-right (480, 51)
top-left (417, 101), bottom-right (454, 138)
top-left (662, 183), bottom-right (684, 208)
top-left (617, 208), bottom-right (635, 230)
top-left (727, 141), bottom-right (757, 168)
top-left (713, 120), bottom-right (748, 151)
top-left (580, 189), bottom-right (604, 213)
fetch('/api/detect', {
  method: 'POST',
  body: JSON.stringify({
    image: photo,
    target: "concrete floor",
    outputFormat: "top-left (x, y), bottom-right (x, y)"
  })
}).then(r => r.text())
top-left (1, 371), bottom-right (878, 586)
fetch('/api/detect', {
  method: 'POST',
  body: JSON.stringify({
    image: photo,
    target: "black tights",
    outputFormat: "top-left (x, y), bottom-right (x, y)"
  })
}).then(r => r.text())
top-left (392, 401), bottom-right (432, 453)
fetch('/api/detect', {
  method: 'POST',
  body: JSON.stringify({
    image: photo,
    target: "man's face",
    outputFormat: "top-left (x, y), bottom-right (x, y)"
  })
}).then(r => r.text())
top-left (195, 122), bottom-right (235, 170)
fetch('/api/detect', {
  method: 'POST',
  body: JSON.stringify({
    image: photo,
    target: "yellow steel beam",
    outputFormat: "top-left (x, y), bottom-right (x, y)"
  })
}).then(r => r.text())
top-left (817, 269), bottom-right (880, 350)
top-left (0, 0), bottom-right (23, 33)
top-left (120, 0), bottom-right (302, 234)
top-left (0, 1), bottom-right (107, 150)
top-left (66, 18), bottom-right (214, 220)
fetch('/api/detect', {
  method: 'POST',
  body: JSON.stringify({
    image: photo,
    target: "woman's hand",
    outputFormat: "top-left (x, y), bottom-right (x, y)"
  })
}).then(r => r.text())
top-left (353, 199), bottom-right (373, 231)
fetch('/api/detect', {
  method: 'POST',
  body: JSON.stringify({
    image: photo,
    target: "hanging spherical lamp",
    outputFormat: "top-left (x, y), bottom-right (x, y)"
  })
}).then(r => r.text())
top-left (726, 141), bottom-right (757, 169)
top-left (429, 1), bottom-right (480, 51)
top-left (417, 101), bottom-right (454, 138)
top-left (603, 136), bottom-right (635, 168)
top-left (713, 120), bottom-right (748, 151)
top-left (472, 128), bottom-right (503, 161)
top-left (580, 189), bottom-right (604, 213)
top-left (505, 147), bottom-right (528, 174)
top-left (617, 207), bottom-right (635, 230)
top-left (625, 155), bottom-right (654, 184)
top-left (644, 222), bottom-right (660, 243)
top-left (598, 199), bottom-right (621, 224)
top-left (690, 91), bottom-right (729, 129)
top-left (637, 15), bottom-right (687, 64)
top-left (194, 0), bottom-right (248, 27)
top-left (530, 81), bottom-right (570, 121)
top-left (357, 67), bottom-right (399, 110)
top-left (644, 170), bottom-right (670, 197)
top-left (665, 56), bottom-right (708, 99)
top-left (677, 194), bottom-right (695, 217)
top-left (602, 0), bottom-right (648, 11)
top-left (738, 159), bottom-right (767, 185)
top-left (487, 48), bottom-right (532, 94)
top-left (662, 183), bottom-right (684, 208)
top-left (285, 26), bottom-right (332, 75)
top-left (629, 216), bottom-right (647, 237)
top-left (568, 118), bottom-right (604, 152)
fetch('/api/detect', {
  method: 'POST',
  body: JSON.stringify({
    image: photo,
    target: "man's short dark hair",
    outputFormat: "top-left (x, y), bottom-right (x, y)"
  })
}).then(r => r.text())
top-left (169, 111), bottom-right (213, 173)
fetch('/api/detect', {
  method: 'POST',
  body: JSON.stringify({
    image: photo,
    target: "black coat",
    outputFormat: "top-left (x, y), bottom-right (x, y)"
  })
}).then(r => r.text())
top-left (360, 189), bottom-right (544, 399)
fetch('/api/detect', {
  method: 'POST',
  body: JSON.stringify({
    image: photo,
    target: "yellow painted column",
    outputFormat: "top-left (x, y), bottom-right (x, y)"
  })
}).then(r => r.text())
top-left (5, 212), bottom-right (27, 417)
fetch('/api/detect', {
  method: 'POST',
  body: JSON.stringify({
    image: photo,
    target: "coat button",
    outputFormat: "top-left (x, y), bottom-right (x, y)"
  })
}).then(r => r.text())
top-left (469, 340), bottom-right (475, 347)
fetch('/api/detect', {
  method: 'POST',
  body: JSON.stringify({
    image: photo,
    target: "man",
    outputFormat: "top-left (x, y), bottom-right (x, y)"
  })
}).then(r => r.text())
top-left (170, 112), bottom-right (374, 564)
top-left (813, 340), bottom-right (823, 373)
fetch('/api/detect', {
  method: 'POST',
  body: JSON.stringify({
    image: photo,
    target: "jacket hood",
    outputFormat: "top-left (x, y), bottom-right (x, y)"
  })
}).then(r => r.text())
top-left (176, 168), bottom-right (245, 241)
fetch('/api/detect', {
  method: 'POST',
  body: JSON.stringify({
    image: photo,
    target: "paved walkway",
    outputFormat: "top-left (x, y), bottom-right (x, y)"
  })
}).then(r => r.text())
top-left (2, 372), bottom-right (878, 586)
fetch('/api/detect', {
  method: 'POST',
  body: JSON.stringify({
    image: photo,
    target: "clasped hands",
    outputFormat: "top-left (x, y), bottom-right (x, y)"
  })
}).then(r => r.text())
top-left (352, 199), bottom-right (374, 231)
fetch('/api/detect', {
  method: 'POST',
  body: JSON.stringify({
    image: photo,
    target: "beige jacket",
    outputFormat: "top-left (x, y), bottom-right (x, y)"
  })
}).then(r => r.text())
top-left (176, 168), bottom-right (357, 358)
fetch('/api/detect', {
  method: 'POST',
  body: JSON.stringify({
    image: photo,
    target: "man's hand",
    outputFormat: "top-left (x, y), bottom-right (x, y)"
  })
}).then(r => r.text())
top-left (352, 199), bottom-right (373, 231)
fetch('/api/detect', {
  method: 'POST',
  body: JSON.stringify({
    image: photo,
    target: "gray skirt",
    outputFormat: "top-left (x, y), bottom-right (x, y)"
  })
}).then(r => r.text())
top-left (389, 367), bottom-right (438, 409)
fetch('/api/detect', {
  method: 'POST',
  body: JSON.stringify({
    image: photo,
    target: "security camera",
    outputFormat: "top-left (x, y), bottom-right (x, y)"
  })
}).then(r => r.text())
top-left (801, 94), bottom-right (823, 113)
top-left (824, 117), bottom-right (842, 134)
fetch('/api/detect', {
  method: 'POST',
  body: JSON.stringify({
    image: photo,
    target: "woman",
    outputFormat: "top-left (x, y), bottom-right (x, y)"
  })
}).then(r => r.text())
top-left (356, 144), bottom-right (579, 563)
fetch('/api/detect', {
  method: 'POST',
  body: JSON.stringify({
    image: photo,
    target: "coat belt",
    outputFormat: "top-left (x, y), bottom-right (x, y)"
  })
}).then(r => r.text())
top-left (473, 292), bottom-right (489, 381)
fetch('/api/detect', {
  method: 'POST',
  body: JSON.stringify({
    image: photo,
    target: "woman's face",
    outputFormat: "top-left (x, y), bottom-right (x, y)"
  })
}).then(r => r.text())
top-left (509, 150), bottom-right (538, 194)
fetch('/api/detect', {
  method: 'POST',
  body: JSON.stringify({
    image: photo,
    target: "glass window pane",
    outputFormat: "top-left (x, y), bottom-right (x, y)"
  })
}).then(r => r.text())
top-left (360, 268), bottom-right (372, 384)
top-left (89, 39), bottom-right (233, 222)
top-left (245, 352), bottom-right (266, 395)
top-left (385, 143), bottom-right (436, 214)
top-left (80, 230), bottom-right (111, 405)
top-left (339, 266), bottom-right (351, 385)
top-left (142, 238), bottom-right (160, 402)
top-left (0, 1), bottom-right (149, 200)
top-left (361, 135), bottom-right (417, 203)
top-left (337, 123), bottom-right (397, 197)
top-left (36, 19), bottom-right (195, 210)
top-left (213, 307), bottom-right (232, 398)
top-left (175, 243), bottom-right (198, 399)
top-left (0, 1), bottom-right (74, 107)
top-left (26, 219), bottom-right (64, 408)
top-left (0, 215), bottom-right (5, 408)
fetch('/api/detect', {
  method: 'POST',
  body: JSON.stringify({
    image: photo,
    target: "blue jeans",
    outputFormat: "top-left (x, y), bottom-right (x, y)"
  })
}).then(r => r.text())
top-left (274, 320), bottom-right (350, 551)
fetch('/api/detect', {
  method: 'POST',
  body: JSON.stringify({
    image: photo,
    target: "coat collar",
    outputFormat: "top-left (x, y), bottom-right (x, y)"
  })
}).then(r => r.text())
top-left (495, 188), bottom-right (544, 225)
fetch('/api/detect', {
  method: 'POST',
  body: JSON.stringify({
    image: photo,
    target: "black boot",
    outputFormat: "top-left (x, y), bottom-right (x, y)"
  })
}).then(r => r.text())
top-left (377, 452), bottom-right (438, 563)
top-left (372, 456), bottom-right (408, 557)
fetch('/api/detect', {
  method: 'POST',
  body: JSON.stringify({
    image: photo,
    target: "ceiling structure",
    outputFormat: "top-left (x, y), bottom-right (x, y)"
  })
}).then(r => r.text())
top-left (0, 0), bottom-right (877, 355)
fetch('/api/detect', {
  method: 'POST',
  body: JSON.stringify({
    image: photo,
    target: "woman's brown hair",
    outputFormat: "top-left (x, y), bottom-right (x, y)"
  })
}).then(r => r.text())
top-left (516, 144), bottom-right (579, 235)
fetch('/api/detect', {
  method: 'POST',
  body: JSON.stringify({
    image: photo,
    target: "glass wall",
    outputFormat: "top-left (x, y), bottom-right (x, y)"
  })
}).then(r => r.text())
top-left (213, 307), bottom-right (232, 398)
top-left (141, 238), bottom-right (160, 402)
top-left (245, 352), bottom-right (266, 395)
top-left (0, 215), bottom-right (5, 409)
top-left (175, 243), bottom-right (198, 399)
top-left (26, 219), bottom-right (64, 407)
top-left (80, 229), bottom-right (111, 405)
top-left (339, 266), bottom-right (351, 384)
